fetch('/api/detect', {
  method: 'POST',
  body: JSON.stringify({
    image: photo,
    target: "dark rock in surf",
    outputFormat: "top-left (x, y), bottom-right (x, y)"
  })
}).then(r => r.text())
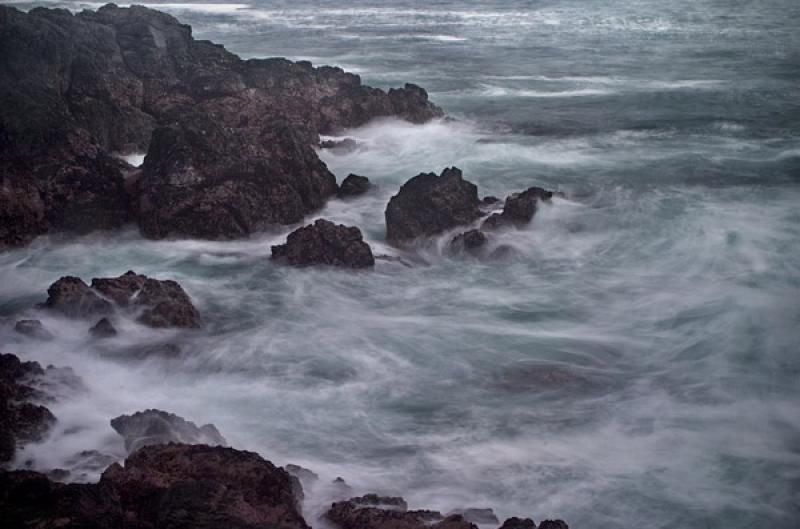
top-left (326, 495), bottom-right (484, 529)
top-left (271, 219), bottom-right (375, 268)
top-left (0, 4), bottom-right (443, 247)
top-left (110, 409), bottom-right (227, 454)
top-left (482, 187), bottom-right (553, 230)
top-left (450, 229), bottom-right (488, 254)
top-left (537, 521), bottom-right (569, 529)
top-left (43, 277), bottom-right (113, 318)
top-left (0, 353), bottom-right (57, 464)
top-left (449, 508), bottom-right (499, 525)
top-left (0, 444), bottom-right (310, 529)
top-left (91, 271), bottom-right (201, 328)
top-left (385, 167), bottom-right (482, 244)
top-left (338, 174), bottom-right (372, 198)
top-left (14, 320), bottom-right (54, 340)
top-left (89, 317), bottom-right (117, 338)
top-left (498, 517), bottom-right (536, 529)
top-left (482, 196), bottom-right (500, 205)
top-left (321, 138), bottom-right (359, 153)
top-left (285, 463), bottom-right (320, 484)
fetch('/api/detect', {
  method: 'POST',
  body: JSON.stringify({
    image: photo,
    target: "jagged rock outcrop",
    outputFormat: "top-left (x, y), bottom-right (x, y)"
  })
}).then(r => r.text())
top-left (91, 271), bottom-right (201, 328)
top-left (0, 4), bottom-right (443, 247)
top-left (110, 409), bottom-right (227, 454)
top-left (0, 444), bottom-right (310, 529)
top-left (41, 271), bottom-right (201, 329)
top-left (338, 174), bottom-right (372, 198)
top-left (481, 187), bottom-right (553, 230)
top-left (271, 219), bottom-right (375, 268)
top-left (385, 167), bottom-right (482, 245)
top-left (0, 353), bottom-right (57, 465)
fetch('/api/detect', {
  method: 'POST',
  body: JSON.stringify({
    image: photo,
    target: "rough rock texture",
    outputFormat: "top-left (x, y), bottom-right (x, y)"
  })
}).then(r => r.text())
top-left (498, 517), bottom-right (537, 529)
top-left (338, 174), bottom-right (372, 198)
top-left (110, 409), bottom-right (227, 454)
top-left (43, 276), bottom-right (113, 318)
top-left (89, 317), bottom-right (117, 338)
top-left (13, 319), bottom-right (54, 340)
top-left (481, 187), bottom-right (553, 230)
top-left (271, 219), bottom-right (375, 268)
top-left (385, 167), bottom-right (482, 244)
top-left (449, 229), bottom-right (488, 254)
top-left (0, 353), bottom-right (56, 465)
top-left (0, 4), bottom-right (443, 247)
top-left (91, 271), bottom-right (201, 328)
top-left (0, 444), bottom-right (311, 529)
top-left (326, 495), bottom-right (480, 529)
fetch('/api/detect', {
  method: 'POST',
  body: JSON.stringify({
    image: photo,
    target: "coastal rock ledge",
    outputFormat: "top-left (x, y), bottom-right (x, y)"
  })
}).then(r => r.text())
top-left (0, 3), bottom-right (443, 248)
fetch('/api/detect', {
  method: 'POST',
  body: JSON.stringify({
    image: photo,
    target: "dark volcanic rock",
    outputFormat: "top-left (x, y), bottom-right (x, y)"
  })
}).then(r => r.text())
top-left (385, 167), bottom-right (482, 244)
top-left (89, 317), bottom-right (117, 338)
top-left (1, 444), bottom-right (310, 529)
top-left (91, 271), bottom-right (201, 328)
top-left (482, 187), bottom-right (553, 230)
top-left (338, 174), bottom-right (372, 198)
top-left (498, 517), bottom-right (536, 529)
top-left (0, 4), bottom-right (443, 247)
top-left (271, 219), bottom-right (375, 268)
top-left (450, 229), bottom-right (488, 254)
top-left (326, 495), bottom-right (482, 529)
top-left (0, 353), bottom-right (56, 465)
top-left (110, 409), bottom-right (227, 454)
top-left (101, 444), bottom-right (309, 529)
top-left (13, 319), bottom-right (53, 340)
top-left (43, 276), bottom-right (113, 318)
top-left (537, 521), bottom-right (569, 529)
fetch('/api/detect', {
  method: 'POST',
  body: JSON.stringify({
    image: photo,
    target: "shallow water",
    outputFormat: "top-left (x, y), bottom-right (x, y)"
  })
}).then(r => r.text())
top-left (2, 0), bottom-right (800, 527)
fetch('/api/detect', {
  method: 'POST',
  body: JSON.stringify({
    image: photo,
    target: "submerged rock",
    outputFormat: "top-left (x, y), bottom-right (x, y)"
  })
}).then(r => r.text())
top-left (0, 444), bottom-right (310, 529)
top-left (338, 174), bottom-right (372, 198)
top-left (13, 319), bottom-right (54, 340)
top-left (271, 219), bottom-right (375, 268)
top-left (91, 271), bottom-right (201, 328)
top-left (450, 229), bottom-right (488, 254)
top-left (110, 409), bottom-right (227, 454)
top-left (89, 317), bottom-right (117, 338)
top-left (482, 186), bottom-right (553, 230)
top-left (385, 167), bottom-right (482, 244)
top-left (449, 508), bottom-right (499, 525)
top-left (0, 353), bottom-right (57, 464)
top-left (0, 4), bottom-right (443, 248)
top-left (321, 138), bottom-right (359, 153)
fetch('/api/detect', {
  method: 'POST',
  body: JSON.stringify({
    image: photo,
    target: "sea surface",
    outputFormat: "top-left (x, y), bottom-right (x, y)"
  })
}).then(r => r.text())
top-left (1, 1), bottom-right (799, 527)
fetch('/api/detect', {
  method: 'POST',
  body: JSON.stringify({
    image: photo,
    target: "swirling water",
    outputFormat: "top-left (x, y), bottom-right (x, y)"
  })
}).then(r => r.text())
top-left (1, 0), bottom-right (800, 527)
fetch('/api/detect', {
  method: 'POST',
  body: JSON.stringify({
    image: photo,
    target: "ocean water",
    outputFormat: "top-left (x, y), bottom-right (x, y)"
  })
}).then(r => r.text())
top-left (1, 1), bottom-right (800, 527)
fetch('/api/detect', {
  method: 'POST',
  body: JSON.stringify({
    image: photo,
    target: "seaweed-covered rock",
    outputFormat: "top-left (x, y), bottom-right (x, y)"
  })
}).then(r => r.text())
top-left (271, 219), bottom-right (375, 268)
top-left (385, 167), bottom-right (481, 244)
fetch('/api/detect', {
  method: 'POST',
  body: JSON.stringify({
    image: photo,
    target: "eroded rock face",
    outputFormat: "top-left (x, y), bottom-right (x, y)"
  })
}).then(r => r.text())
top-left (0, 353), bottom-right (57, 465)
top-left (271, 219), bottom-right (375, 268)
top-left (0, 444), bottom-right (311, 529)
top-left (338, 174), bottom-right (372, 198)
top-left (91, 271), bottom-right (201, 328)
top-left (482, 187), bottom-right (553, 230)
top-left (0, 4), bottom-right (443, 247)
top-left (110, 409), bottom-right (227, 454)
top-left (101, 444), bottom-right (309, 529)
top-left (385, 167), bottom-right (482, 245)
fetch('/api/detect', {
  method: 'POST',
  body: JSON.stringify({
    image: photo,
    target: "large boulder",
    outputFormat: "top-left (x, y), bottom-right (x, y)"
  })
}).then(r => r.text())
top-left (0, 353), bottom-right (57, 465)
top-left (0, 4), bottom-right (443, 248)
top-left (385, 167), bottom-right (482, 245)
top-left (271, 219), bottom-right (375, 268)
top-left (101, 444), bottom-right (309, 529)
top-left (482, 187), bottom-right (553, 230)
top-left (91, 271), bottom-right (201, 328)
top-left (110, 409), bottom-right (227, 454)
top-left (0, 444), bottom-right (312, 529)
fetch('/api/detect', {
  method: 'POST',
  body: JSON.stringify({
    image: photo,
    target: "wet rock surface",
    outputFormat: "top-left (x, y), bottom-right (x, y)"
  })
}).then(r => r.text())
top-left (110, 409), bottom-right (227, 454)
top-left (43, 277), bottom-right (113, 318)
top-left (338, 173), bottom-right (372, 198)
top-left (385, 167), bottom-right (482, 244)
top-left (482, 187), bottom-right (553, 230)
top-left (0, 353), bottom-right (57, 465)
top-left (0, 4), bottom-right (443, 247)
top-left (450, 229), bottom-right (488, 254)
top-left (272, 219), bottom-right (375, 268)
